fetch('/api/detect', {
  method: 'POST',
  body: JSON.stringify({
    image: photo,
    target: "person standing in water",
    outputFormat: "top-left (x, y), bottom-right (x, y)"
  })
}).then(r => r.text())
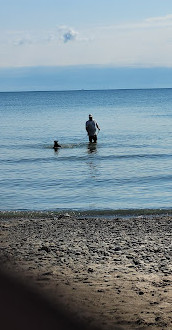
top-left (86, 114), bottom-right (100, 143)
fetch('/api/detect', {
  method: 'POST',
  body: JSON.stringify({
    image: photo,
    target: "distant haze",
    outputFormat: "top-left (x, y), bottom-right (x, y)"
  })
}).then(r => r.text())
top-left (0, 66), bottom-right (172, 92)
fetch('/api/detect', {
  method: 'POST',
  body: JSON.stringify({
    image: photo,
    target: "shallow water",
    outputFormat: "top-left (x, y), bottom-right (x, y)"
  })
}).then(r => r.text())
top-left (0, 89), bottom-right (172, 212)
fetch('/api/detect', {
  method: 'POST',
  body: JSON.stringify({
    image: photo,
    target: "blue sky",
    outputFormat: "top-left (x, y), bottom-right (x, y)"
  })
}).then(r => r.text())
top-left (1, 0), bottom-right (172, 90)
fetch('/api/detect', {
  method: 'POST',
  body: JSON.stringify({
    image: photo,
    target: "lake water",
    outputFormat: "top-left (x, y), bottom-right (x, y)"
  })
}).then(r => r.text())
top-left (0, 89), bottom-right (172, 215)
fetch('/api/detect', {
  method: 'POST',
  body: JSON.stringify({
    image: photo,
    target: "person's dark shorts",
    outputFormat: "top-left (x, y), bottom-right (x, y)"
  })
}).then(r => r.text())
top-left (89, 135), bottom-right (97, 143)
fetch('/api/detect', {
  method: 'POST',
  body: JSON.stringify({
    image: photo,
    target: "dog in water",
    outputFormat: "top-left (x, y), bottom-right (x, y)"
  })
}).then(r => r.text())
top-left (53, 140), bottom-right (61, 149)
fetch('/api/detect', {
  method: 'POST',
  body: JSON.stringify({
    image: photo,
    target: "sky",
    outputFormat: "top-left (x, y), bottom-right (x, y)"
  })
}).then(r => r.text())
top-left (1, 0), bottom-right (172, 90)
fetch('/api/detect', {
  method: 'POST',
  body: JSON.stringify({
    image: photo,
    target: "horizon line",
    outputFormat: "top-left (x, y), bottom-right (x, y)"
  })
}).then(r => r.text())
top-left (1, 86), bottom-right (172, 93)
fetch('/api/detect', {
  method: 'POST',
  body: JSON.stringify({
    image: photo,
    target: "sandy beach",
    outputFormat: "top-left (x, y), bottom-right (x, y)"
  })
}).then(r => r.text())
top-left (0, 213), bottom-right (172, 329)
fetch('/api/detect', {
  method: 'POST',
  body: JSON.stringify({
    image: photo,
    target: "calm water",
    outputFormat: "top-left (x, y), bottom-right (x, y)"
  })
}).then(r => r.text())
top-left (0, 89), bottom-right (172, 214)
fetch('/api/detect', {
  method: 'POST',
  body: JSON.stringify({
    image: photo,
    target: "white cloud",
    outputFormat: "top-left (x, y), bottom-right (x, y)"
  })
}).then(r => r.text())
top-left (98, 13), bottom-right (172, 32)
top-left (58, 26), bottom-right (78, 43)
top-left (146, 14), bottom-right (172, 25)
top-left (14, 37), bottom-right (33, 46)
top-left (1, 14), bottom-right (172, 67)
top-left (11, 26), bottom-right (87, 46)
top-left (57, 25), bottom-right (91, 43)
top-left (9, 31), bottom-right (39, 47)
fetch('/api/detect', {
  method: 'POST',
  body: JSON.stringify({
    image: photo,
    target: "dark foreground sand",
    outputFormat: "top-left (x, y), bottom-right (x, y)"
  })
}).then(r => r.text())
top-left (0, 213), bottom-right (172, 329)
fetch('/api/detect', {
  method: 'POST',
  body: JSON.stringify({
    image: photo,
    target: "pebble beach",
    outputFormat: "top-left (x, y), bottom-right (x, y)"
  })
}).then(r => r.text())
top-left (0, 213), bottom-right (172, 329)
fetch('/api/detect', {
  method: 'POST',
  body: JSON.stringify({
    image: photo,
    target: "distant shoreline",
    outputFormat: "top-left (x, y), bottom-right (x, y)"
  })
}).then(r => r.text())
top-left (1, 86), bottom-right (172, 94)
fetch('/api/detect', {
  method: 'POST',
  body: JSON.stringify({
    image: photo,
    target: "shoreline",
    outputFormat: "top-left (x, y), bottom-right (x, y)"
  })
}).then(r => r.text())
top-left (0, 214), bottom-right (172, 329)
top-left (1, 208), bottom-right (172, 219)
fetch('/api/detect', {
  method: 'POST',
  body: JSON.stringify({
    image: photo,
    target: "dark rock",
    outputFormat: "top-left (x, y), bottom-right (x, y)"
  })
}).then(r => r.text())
top-left (39, 246), bottom-right (51, 253)
top-left (114, 246), bottom-right (121, 251)
top-left (88, 268), bottom-right (94, 273)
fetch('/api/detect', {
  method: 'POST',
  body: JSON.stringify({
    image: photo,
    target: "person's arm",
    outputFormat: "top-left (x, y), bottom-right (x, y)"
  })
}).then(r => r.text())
top-left (96, 122), bottom-right (100, 130)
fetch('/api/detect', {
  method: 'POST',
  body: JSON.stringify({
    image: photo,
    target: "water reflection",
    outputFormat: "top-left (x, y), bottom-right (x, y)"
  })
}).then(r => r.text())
top-left (87, 142), bottom-right (97, 154)
top-left (53, 147), bottom-right (61, 155)
top-left (86, 143), bottom-right (99, 179)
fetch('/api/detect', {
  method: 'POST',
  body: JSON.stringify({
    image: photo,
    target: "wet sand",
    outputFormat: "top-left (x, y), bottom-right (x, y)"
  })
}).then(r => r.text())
top-left (0, 213), bottom-right (172, 329)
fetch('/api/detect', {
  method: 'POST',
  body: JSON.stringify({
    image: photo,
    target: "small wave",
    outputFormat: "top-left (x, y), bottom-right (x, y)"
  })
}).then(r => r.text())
top-left (0, 151), bottom-right (172, 165)
top-left (96, 152), bottom-right (172, 162)
top-left (0, 208), bottom-right (172, 220)
top-left (0, 157), bottom-right (56, 164)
